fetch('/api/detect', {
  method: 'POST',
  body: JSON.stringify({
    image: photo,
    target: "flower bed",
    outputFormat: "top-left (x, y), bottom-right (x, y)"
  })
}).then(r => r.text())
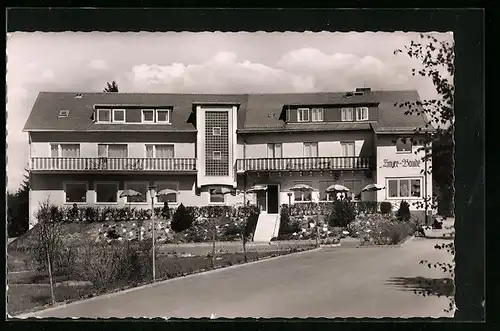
top-left (347, 213), bottom-right (419, 246)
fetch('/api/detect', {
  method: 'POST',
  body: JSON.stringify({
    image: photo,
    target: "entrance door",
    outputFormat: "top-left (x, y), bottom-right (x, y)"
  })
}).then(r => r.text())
top-left (267, 185), bottom-right (279, 214)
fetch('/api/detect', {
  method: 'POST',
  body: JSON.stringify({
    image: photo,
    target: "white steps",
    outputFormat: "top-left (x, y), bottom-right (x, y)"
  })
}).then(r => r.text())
top-left (253, 213), bottom-right (280, 242)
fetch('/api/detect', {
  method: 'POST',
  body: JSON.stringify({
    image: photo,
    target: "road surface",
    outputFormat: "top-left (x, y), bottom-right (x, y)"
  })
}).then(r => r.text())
top-left (17, 237), bottom-right (453, 318)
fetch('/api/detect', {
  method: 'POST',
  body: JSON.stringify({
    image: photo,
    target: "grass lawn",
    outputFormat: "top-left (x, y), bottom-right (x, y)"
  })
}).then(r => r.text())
top-left (8, 245), bottom-right (316, 316)
top-left (7, 284), bottom-right (93, 316)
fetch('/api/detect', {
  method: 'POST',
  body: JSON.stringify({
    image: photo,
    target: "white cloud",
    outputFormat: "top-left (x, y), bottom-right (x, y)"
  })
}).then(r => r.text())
top-left (88, 59), bottom-right (109, 70)
top-left (128, 52), bottom-right (308, 93)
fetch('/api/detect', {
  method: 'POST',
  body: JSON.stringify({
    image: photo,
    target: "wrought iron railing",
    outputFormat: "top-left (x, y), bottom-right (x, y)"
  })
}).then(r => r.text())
top-left (30, 157), bottom-right (197, 172)
top-left (236, 156), bottom-right (372, 172)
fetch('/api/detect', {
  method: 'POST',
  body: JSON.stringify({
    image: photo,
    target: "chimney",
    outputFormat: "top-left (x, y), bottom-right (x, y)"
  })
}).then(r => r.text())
top-left (355, 87), bottom-right (371, 93)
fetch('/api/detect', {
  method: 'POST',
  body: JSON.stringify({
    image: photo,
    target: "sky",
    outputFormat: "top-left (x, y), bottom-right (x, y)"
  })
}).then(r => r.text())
top-left (6, 31), bottom-right (453, 192)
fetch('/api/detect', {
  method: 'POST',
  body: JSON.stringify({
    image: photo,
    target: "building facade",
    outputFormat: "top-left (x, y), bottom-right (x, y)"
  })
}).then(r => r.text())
top-left (23, 89), bottom-right (432, 229)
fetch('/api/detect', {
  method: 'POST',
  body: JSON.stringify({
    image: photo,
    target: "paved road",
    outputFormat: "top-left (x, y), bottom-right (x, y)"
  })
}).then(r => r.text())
top-left (17, 237), bottom-right (453, 319)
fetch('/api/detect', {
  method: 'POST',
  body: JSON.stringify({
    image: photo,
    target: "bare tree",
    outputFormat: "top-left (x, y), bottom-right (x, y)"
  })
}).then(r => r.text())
top-left (33, 199), bottom-right (64, 306)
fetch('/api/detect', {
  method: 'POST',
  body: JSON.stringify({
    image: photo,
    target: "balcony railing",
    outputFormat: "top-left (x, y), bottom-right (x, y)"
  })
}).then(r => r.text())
top-left (236, 156), bottom-right (372, 172)
top-left (30, 157), bottom-right (197, 172)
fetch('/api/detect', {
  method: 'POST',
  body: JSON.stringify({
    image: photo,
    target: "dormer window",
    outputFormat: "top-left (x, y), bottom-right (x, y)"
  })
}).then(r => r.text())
top-left (112, 109), bottom-right (126, 123)
top-left (156, 109), bottom-right (170, 124)
top-left (341, 107), bottom-right (354, 121)
top-left (355, 107), bottom-right (369, 121)
top-left (311, 108), bottom-right (324, 122)
top-left (97, 109), bottom-right (111, 123)
top-left (58, 110), bottom-right (69, 118)
top-left (297, 108), bottom-right (310, 122)
top-left (142, 109), bottom-right (155, 123)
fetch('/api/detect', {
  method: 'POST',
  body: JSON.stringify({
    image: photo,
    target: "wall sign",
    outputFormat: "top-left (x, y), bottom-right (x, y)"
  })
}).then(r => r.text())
top-left (382, 158), bottom-right (421, 168)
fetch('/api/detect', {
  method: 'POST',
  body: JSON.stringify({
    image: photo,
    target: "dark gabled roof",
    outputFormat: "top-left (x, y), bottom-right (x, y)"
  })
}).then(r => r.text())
top-left (243, 90), bottom-right (428, 133)
top-left (23, 92), bottom-right (247, 132)
top-left (368, 90), bottom-right (431, 134)
top-left (23, 90), bottom-right (429, 133)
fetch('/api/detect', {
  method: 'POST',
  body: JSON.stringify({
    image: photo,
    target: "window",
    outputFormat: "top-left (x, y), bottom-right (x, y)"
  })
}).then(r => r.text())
top-left (146, 144), bottom-right (174, 158)
top-left (341, 107), bottom-right (354, 121)
top-left (293, 181), bottom-right (312, 202)
top-left (50, 144), bottom-right (80, 157)
top-left (267, 143), bottom-right (282, 158)
top-left (97, 109), bottom-right (111, 123)
top-left (396, 137), bottom-right (412, 153)
top-left (51, 144), bottom-right (58, 157)
top-left (63, 182), bottom-right (87, 203)
top-left (311, 108), bottom-right (324, 122)
top-left (213, 151), bottom-right (222, 160)
top-left (303, 142), bottom-right (318, 157)
top-left (297, 108), bottom-right (310, 122)
top-left (98, 144), bottom-right (128, 158)
top-left (209, 188), bottom-right (225, 204)
top-left (113, 109), bottom-right (126, 123)
top-left (156, 182), bottom-right (178, 203)
top-left (96, 182), bottom-right (118, 203)
top-left (341, 142), bottom-right (355, 156)
top-left (319, 181), bottom-right (336, 201)
top-left (123, 182), bottom-right (147, 203)
top-left (356, 107), bottom-right (369, 121)
top-left (344, 179), bottom-right (362, 201)
top-left (387, 178), bottom-right (422, 198)
top-left (212, 127), bottom-right (222, 136)
top-left (142, 109), bottom-right (155, 123)
top-left (58, 110), bottom-right (69, 118)
top-left (156, 109), bottom-right (170, 124)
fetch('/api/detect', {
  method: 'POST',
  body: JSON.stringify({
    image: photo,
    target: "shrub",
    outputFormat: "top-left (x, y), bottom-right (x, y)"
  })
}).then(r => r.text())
top-left (242, 205), bottom-right (260, 239)
top-left (84, 207), bottom-right (98, 222)
top-left (348, 213), bottom-right (414, 245)
top-left (397, 200), bottom-right (411, 222)
top-left (77, 240), bottom-right (155, 289)
top-left (171, 203), bottom-right (194, 232)
top-left (327, 200), bottom-right (356, 227)
top-left (380, 202), bottom-right (393, 214)
top-left (278, 205), bottom-right (300, 236)
top-left (356, 201), bottom-right (380, 214)
top-left (161, 202), bottom-right (171, 219)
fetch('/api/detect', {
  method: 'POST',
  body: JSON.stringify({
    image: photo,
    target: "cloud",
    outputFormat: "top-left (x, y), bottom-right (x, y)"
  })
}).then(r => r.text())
top-left (127, 52), bottom-right (315, 93)
top-left (88, 59), bottom-right (109, 70)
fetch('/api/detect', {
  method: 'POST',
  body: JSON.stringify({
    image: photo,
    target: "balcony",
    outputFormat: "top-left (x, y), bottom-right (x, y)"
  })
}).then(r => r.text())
top-left (236, 156), bottom-right (372, 172)
top-left (30, 157), bottom-right (197, 173)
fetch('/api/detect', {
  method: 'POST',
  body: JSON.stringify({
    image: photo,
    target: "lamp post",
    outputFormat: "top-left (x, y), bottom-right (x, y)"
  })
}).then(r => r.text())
top-left (149, 185), bottom-right (157, 282)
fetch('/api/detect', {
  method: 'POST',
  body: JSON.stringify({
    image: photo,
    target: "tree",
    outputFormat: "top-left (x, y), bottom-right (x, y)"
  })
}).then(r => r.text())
top-left (32, 199), bottom-right (65, 306)
top-left (171, 203), bottom-right (194, 232)
top-left (7, 169), bottom-right (30, 237)
top-left (103, 81), bottom-right (119, 92)
top-left (394, 33), bottom-right (454, 218)
top-left (394, 33), bottom-right (485, 319)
